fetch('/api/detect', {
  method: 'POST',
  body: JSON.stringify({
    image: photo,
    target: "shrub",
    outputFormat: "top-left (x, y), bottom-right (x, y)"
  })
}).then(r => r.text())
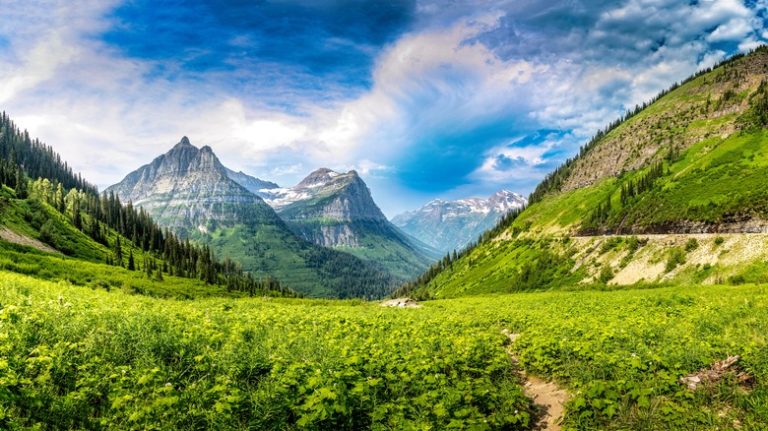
top-left (598, 265), bottom-right (615, 284)
top-left (684, 238), bottom-right (699, 252)
top-left (665, 248), bottom-right (686, 272)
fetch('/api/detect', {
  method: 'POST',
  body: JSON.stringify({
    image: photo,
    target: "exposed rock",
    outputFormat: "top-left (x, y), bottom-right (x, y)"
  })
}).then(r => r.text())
top-left (680, 355), bottom-right (753, 391)
top-left (265, 168), bottom-right (387, 221)
top-left (0, 227), bottom-right (61, 255)
top-left (561, 49), bottom-right (768, 193)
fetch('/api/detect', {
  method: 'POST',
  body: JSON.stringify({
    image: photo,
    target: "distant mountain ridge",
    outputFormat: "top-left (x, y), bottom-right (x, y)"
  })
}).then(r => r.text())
top-left (392, 190), bottom-right (527, 253)
top-left (106, 137), bottom-right (399, 298)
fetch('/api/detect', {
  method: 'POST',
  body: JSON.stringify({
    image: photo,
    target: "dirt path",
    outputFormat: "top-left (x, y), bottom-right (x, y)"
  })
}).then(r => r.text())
top-left (503, 329), bottom-right (569, 431)
top-left (0, 227), bottom-right (60, 254)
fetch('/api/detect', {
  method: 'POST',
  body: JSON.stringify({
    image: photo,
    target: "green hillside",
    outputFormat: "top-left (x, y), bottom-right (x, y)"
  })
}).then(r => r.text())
top-left (282, 219), bottom-right (436, 280)
top-left (404, 46), bottom-right (768, 298)
top-left (0, 184), bottom-right (293, 299)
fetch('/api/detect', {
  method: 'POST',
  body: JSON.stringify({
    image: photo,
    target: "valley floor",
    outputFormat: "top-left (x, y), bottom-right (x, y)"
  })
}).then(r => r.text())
top-left (1, 271), bottom-right (766, 430)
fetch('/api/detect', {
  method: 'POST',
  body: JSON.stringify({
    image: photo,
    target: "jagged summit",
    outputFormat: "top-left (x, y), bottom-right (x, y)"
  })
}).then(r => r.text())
top-left (269, 168), bottom-right (385, 221)
top-left (104, 138), bottom-right (273, 230)
top-left (296, 168), bottom-right (359, 189)
top-left (253, 166), bottom-right (436, 278)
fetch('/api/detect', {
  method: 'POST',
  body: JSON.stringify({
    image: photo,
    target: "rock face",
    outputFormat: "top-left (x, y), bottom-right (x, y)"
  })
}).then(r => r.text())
top-left (105, 138), bottom-right (399, 298)
top-left (262, 168), bottom-right (437, 278)
top-left (105, 137), bottom-right (279, 233)
top-left (265, 169), bottom-right (388, 226)
top-left (392, 190), bottom-right (527, 253)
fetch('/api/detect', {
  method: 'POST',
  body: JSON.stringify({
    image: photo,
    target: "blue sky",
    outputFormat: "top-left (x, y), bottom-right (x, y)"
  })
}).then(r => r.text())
top-left (1, 1), bottom-right (767, 216)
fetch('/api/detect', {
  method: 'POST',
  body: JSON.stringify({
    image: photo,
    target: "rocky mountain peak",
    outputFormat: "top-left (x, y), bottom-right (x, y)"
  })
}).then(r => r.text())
top-left (488, 190), bottom-right (526, 209)
top-left (297, 168), bottom-right (340, 188)
top-left (104, 137), bottom-right (274, 231)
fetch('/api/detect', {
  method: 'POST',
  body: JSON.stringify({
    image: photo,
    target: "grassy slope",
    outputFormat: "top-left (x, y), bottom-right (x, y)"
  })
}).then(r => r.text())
top-left (298, 220), bottom-right (435, 280)
top-left (0, 186), bottom-right (108, 262)
top-left (2, 272), bottom-right (766, 430)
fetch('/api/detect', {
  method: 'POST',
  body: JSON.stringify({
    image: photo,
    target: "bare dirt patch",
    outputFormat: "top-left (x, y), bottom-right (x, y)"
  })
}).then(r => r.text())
top-left (503, 329), bottom-right (569, 430)
top-left (0, 227), bottom-right (60, 254)
top-left (380, 297), bottom-right (421, 308)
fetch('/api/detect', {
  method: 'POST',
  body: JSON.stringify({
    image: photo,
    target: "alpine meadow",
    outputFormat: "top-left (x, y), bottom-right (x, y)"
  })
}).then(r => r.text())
top-left (2, 1), bottom-right (768, 430)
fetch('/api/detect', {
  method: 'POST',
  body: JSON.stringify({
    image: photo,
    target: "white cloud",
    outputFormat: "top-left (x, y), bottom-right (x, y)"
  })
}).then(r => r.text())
top-left (708, 18), bottom-right (754, 42)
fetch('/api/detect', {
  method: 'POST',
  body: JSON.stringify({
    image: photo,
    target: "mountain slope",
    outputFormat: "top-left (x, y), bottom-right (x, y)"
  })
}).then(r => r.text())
top-left (259, 168), bottom-right (437, 279)
top-left (107, 139), bottom-right (398, 298)
top-left (392, 190), bottom-right (527, 253)
top-left (405, 46), bottom-right (768, 298)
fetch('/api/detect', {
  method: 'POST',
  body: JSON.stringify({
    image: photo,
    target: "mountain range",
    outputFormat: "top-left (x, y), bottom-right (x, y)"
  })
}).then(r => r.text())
top-left (106, 135), bottom-right (449, 295)
top-left (392, 190), bottom-right (527, 253)
top-left (105, 138), bottom-right (400, 298)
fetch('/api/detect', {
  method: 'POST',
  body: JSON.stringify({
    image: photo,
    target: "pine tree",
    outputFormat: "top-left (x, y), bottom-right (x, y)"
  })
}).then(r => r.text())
top-left (114, 236), bottom-right (123, 266)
